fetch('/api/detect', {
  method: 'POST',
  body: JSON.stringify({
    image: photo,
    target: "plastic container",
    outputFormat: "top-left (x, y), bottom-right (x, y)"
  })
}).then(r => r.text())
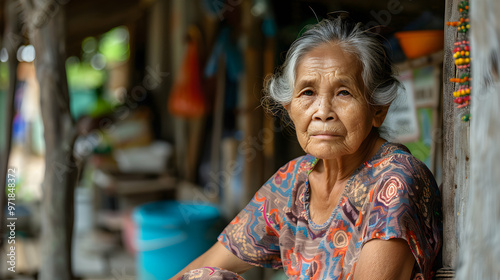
top-left (395, 30), bottom-right (444, 59)
top-left (114, 141), bottom-right (173, 174)
top-left (133, 201), bottom-right (221, 280)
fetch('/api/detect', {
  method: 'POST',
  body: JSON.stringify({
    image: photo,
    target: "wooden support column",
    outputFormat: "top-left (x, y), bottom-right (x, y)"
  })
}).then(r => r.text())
top-left (0, 0), bottom-right (23, 253)
top-left (262, 35), bottom-right (276, 180)
top-left (146, 0), bottom-right (173, 141)
top-left (20, 0), bottom-right (79, 279)
top-left (241, 0), bottom-right (265, 206)
top-left (437, 0), bottom-right (470, 278)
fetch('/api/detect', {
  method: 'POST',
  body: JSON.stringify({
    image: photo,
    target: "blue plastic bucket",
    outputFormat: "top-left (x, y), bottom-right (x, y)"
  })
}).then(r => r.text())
top-left (133, 201), bottom-right (221, 280)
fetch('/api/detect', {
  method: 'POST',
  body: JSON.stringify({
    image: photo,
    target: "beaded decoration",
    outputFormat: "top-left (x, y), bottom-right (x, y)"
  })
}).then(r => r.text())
top-left (447, 0), bottom-right (471, 122)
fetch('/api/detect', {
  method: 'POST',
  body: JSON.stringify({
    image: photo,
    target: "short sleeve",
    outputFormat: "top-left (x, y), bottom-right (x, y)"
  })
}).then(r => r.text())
top-left (180, 267), bottom-right (245, 280)
top-left (363, 156), bottom-right (442, 280)
top-left (217, 160), bottom-right (299, 268)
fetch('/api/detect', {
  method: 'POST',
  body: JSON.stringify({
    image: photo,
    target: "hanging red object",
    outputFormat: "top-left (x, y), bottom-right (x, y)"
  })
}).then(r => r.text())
top-left (168, 37), bottom-right (207, 118)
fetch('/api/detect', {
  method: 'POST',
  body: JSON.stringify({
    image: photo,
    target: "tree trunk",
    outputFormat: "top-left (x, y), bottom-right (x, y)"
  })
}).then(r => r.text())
top-left (21, 1), bottom-right (78, 279)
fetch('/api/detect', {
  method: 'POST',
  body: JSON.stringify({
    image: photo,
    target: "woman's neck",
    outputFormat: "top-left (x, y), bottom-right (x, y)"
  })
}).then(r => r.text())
top-left (313, 131), bottom-right (385, 191)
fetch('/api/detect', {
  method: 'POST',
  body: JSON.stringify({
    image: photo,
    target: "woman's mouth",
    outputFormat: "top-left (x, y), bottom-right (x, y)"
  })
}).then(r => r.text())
top-left (310, 131), bottom-right (342, 139)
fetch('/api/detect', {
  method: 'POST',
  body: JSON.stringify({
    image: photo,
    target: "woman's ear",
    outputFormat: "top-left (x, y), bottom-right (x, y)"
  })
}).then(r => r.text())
top-left (283, 103), bottom-right (293, 123)
top-left (372, 105), bottom-right (389, 128)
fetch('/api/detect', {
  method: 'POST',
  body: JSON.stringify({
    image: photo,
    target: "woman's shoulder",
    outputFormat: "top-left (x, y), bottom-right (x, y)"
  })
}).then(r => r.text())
top-left (375, 142), bottom-right (436, 183)
top-left (359, 143), bottom-right (442, 280)
top-left (363, 142), bottom-right (441, 214)
top-left (347, 142), bottom-right (439, 209)
top-left (377, 142), bottom-right (414, 161)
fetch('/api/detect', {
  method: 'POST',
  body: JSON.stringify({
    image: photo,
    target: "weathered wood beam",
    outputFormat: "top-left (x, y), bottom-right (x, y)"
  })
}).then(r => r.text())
top-left (241, 0), bottom-right (265, 206)
top-left (64, 0), bottom-right (149, 57)
top-left (19, 0), bottom-right (79, 279)
top-left (0, 0), bottom-right (22, 255)
top-left (437, 0), bottom-right (470, 278)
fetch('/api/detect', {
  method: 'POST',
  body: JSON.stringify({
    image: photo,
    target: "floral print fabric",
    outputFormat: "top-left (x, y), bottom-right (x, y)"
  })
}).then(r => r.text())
top-left (218, 142), bottom-right (442, 279)
top-left (180, 267), bottom-right (245, 280)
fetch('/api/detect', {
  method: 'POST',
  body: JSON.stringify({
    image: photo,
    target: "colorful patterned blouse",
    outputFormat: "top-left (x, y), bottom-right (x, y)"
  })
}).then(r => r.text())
top-left (217, 142), bottom-right (442, 279)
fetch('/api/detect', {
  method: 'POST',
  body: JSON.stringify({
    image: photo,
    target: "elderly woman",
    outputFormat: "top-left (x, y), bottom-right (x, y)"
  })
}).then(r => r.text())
top-left (171, 16), bottom-right (442, 280)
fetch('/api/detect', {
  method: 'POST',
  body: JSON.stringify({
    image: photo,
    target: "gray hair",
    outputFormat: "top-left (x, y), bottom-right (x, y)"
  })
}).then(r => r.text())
top-left (265, 16), bottom-right (401, 108)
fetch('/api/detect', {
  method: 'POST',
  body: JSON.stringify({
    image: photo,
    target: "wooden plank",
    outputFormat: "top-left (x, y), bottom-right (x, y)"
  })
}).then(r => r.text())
top-left (439, 0), bottom-right (468, 277)
top-left (93, 170), bottom-right (176, 195)
top-left (395, 50), bottom-right (444, 72)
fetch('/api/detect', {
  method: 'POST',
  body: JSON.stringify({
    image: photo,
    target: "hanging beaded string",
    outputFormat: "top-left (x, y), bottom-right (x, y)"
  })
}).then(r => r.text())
top-left (447, 0), bottom-right (471, 122)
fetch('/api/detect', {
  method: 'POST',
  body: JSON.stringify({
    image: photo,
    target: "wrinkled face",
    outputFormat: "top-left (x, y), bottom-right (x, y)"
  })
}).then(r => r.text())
top-left (286, 43), bottom-right (384, 160)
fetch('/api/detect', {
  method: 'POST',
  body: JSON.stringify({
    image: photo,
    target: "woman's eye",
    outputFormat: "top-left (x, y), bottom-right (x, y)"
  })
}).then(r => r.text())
top-left (338, 90), bottom-right (351, 96)
top-left (301, 90), bottom-right (314, 96)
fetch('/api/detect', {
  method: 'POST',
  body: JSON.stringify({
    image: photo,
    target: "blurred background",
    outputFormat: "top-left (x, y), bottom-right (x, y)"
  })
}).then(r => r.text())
top-left (0, 0), bottom-right (447, 279)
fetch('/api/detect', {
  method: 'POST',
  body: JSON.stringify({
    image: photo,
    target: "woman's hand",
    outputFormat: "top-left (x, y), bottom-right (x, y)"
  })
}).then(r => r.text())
top-left (169, 242), bottom-right (254, 280)
top-left (353, 238), bottom-right (415, 280)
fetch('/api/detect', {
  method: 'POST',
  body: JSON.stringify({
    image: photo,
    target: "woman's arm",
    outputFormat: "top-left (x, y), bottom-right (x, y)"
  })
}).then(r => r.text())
top-left (169, 242), bottom-right (255, 280)
top-left (353, 238), bottom-right (415, 280)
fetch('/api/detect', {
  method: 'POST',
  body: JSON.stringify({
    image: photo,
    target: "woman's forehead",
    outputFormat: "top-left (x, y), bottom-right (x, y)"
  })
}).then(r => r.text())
top-left (295, 44), bottom-right (363, 85)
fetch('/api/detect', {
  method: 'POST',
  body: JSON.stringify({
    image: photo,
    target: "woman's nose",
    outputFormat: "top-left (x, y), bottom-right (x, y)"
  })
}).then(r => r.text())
top-left (312, 97), bottom-right (336, 121)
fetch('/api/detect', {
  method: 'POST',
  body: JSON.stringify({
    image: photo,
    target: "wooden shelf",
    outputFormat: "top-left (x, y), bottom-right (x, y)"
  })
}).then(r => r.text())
top-left (396, 50), bottom-right (445, 71)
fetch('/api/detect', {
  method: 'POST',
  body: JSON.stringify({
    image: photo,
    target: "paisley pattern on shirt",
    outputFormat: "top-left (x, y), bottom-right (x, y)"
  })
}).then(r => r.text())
top-left (180, 267), bottom-right (245, 280)
top-left (218, 142), bottom-right (442, 280)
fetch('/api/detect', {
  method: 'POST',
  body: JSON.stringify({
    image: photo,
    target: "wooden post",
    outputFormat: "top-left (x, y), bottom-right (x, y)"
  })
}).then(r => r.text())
top-left (0, 0), bottom-right (23, 254)
top-left (437, 0), bottom-right (469, 278)
top-left (262, 35), bottom-right (276, 180)
top-left (239, 2), bottom-right (266, 278)
top-left (210, 55), bottom-right (226, 201)
top-left (241, 0), bottom-right (265, 206)
top-left (19, 0), bottom-right (78, 279)
top-left (146, 0), bottom-right (174, 141)
top-left (170, 0), bottom-right (189, 180)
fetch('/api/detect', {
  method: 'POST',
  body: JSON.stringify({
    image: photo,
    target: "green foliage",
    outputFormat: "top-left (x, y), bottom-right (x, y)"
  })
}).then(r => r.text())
top-left (66, 26), bottom-right (130, 90)
top-left (99, 26), bottom-right (130, 63)
top-left (65, 26), bottom-right (129, 119)
top-left (66, 58), bottom-right (106, 89)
